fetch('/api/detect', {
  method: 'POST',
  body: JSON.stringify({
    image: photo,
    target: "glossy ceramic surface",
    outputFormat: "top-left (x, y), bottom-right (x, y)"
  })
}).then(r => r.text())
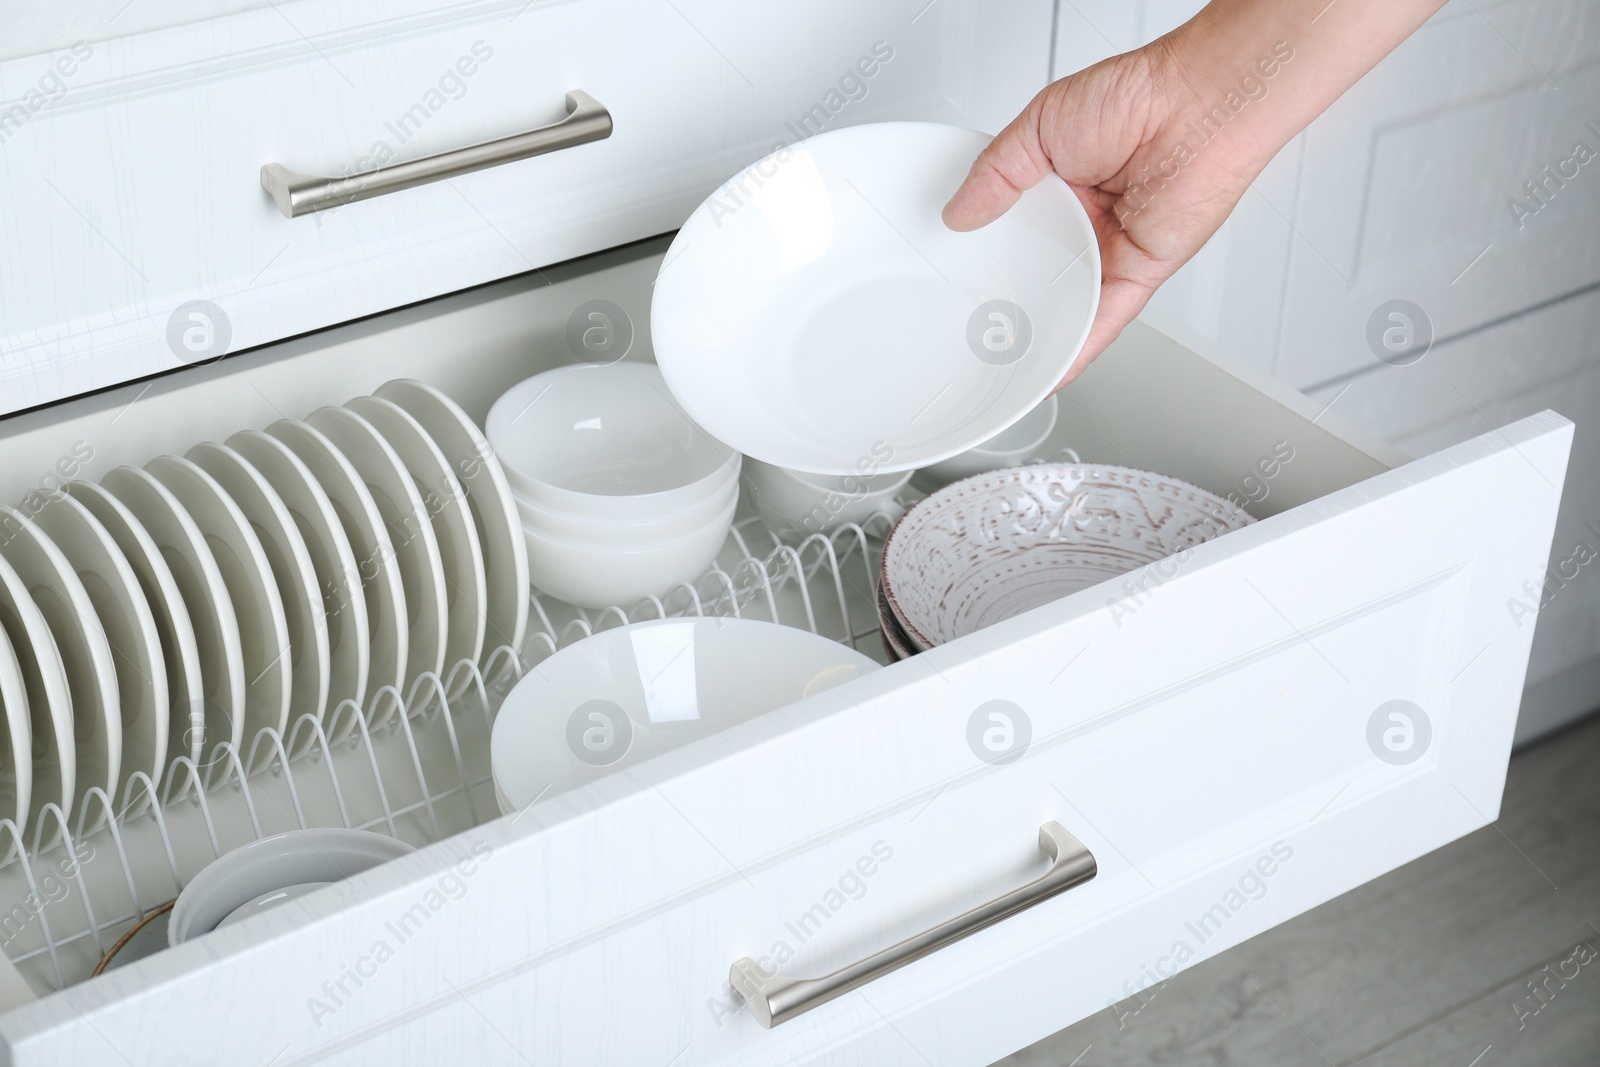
top-left (492, 618), bottom-right (879, 810)
top-left (652, 122), bottom-right (1099, 475)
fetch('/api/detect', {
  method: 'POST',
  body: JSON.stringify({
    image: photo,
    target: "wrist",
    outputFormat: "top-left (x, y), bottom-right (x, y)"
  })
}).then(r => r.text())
top-left (1145, 7), bottom-right (1306, 187)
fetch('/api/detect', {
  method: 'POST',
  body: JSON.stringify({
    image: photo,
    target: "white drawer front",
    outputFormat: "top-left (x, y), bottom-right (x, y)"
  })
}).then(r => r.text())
top-left (0, 0), bottom-right (1051, 416)
top-left (0, 245), bottom-right (1568, 1064)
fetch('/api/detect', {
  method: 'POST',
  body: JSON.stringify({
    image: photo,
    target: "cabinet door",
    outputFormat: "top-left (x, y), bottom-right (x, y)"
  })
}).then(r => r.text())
top-left (0, 315), bottom-right (1567, 1067)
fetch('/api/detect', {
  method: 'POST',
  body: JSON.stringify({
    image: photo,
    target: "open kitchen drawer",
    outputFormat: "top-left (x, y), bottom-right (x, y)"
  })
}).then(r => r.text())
top-left (0, 237), bottom-right (1570, 1065)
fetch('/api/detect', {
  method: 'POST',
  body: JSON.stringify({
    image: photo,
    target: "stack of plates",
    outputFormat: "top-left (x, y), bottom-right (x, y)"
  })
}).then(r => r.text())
top-left (0, 380), bottom-right (526, 845)
top-left (877, 464), bottom-right (1254, 656)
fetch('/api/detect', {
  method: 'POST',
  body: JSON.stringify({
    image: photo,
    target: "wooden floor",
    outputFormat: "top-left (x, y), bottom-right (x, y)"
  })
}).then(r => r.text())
top-left (994, 712), bottom-right (1600, 1067)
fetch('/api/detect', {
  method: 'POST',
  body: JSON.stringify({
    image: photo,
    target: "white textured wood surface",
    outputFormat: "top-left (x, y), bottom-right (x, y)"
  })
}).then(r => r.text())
top-left (996, 709), bottom-right (1600, 1066)
top-left (1308, 285), bottom-right (1600, 743)
top-left (0, 0), bottom-right (1053, 415)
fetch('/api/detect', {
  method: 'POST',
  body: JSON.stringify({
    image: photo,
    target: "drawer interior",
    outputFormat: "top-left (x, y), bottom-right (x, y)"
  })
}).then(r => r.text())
top-left (0, 234), bottom-right (1404, 1003)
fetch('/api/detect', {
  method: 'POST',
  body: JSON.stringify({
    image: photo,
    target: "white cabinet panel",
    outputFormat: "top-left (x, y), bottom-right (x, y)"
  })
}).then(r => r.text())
top-left (1275, 0), bottom-right (1600, 388)
top-left (0, 247), bottom-right (1568, 1062)
top-left (0, 0), bottom-right (1053, 416)
top-left (1308, 286), bottom-right (1600, 743)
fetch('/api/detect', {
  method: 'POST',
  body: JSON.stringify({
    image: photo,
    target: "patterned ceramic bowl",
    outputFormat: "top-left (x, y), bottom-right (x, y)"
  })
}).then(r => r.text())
top-left (881, 464), bottom-right (1254, 648)
top-left (876, 583), bottom-right (917, 661)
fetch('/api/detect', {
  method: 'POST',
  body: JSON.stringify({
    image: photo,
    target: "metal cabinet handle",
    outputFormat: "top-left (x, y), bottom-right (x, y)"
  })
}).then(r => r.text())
top-left (260, 90), bottom-right (612, 218)
top-left (730, 822), bottom-right (1097, 1029)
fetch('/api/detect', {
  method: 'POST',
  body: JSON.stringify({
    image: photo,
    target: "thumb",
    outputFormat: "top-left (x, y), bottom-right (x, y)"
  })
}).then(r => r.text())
top-left (941, 96), bottom-right (1052, 232)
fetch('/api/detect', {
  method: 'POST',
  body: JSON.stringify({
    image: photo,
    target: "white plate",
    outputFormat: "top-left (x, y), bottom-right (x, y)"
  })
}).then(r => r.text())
top-left (881, 464), bottom-right (1255, 649)
top-left (346, 395), bottom-right (486, 698)
top-left (67, 481), bottom-right (206, 766)
top-left (0, 504), bottom-right (121, 831)
top-left (374, 379), bottom-right (527, 663)
top-left (266, 419), bottom-right (407, 722)
top-left (99, 468), bottom-right (243, 765)
top-left (0, 552), bottom-right (69, 845)
top-left (189, 442), bottom-right (330, 744)
top-left (31, 492), bottom-right (169, 805)
top-left (491, 618), bottom-right (879, 810)
top-left (227, 430), bottom-right (370, 733)
top-left (146, 456), bottom-right (292, 745)
top-left (0, 599), bottom-right (32, 848)
top-left (305, 406), bottom-right (447, 699)
top-left (651, 122), bottom-right (1100, 475)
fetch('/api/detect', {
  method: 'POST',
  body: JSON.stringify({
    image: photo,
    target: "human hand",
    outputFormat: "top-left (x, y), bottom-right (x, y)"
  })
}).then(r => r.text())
top-left (943, 0), bottom-right (1448, 389)
top-left (943, 41), bottom-right (1271, 387)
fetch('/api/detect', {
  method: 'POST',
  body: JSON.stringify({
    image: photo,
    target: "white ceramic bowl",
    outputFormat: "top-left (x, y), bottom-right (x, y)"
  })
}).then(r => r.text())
top-left (514, 477), bottom-right (738, 546)
top-left (652, 122), bottom-right (1100, 475)
top-left (169, 828), bottom-right (414, 945)
top-left (881, 464), bottom-right (1254, 648)
top-left (912, 394), bottom-right (1060, 491)
top-left (486, 363), bottom-right (741, 521)
top-left (744, 458), bottom-right (911, 542)
top-left (523, 493), bottom-right (737, 609)
top-left (492, 618), bottom-right (879, 809)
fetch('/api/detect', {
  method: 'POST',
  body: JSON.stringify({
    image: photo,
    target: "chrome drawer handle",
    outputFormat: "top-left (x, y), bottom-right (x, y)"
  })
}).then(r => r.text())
top-left (260, 90), bottom-right (612, 218)
top-left (730, 821), bottom-right (1097, 1028)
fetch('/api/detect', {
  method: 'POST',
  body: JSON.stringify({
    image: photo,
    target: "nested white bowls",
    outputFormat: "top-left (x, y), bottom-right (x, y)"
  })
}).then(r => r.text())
top-left (520, 494), bottom-right (738, 609)
top-left (491, 618), bottom-right (878, 810)
top-left (912, 394), bottom-right (1060, 492)
top-left (487, 363), bottom-right (742, 609)
top-left (488, 363), bottom-right (740, 519)
top-left (651, 122), bottom-right (1100, 475)
top-left (744, 458), bottom-right (910, 542)
top-left (881, 464), bottom-right (1255, 649)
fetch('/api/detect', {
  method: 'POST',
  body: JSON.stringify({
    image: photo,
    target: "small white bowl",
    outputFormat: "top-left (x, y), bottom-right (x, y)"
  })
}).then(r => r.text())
top-left (216, 881), bottom-right (334, 930)
top-left (523, 493), bottom-right (737, 609)
top-left (744, 458), bottom-right (911, 541)
top-left (514, 478), bottom-right (737, 546)
top-left (169, 828), bottom-right (414, 945)
top-left (487, 363), bottom-right (741, 521)
top-left (913, 395), bottom-right (1060, 492)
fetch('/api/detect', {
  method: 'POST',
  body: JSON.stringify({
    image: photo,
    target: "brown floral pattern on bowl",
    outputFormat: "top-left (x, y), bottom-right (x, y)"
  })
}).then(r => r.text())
top-left (881, 464), bottom-right (1254, 648)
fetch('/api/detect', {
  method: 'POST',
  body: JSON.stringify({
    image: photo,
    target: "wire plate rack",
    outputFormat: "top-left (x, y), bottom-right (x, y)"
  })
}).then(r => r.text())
top-left (0, 512), bottom-right (894, 997)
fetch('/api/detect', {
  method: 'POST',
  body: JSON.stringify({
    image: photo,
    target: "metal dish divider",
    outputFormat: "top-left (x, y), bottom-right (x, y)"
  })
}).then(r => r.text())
top-left (0, 515), bottom-right (891, 995)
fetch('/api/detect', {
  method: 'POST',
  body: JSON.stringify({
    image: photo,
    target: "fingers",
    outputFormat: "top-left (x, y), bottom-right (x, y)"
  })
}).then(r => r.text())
top-left (1053, 276), bottom-right (1156, 390)
top-left (941, 97), bottom-right (1053, 232)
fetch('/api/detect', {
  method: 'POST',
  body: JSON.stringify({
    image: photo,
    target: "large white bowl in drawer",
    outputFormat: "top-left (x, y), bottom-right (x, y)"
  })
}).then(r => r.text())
top-left (0, 0), bottom-right (1055, 416)
top-left (0, 242), bottom-right (1569, 1065)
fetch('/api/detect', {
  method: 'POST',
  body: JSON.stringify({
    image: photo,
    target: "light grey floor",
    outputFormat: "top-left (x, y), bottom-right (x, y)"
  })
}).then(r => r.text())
top-left (994, 712), bottom-right (1600, 1067)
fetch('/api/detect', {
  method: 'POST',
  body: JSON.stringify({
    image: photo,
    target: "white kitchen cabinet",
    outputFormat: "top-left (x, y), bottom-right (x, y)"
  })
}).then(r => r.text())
top-left (0, 0), bottom-right (1052, 416)
top-left (0, 242), bottom-right (1569, 1064)
top-left (0, 2), bottom-right (1579, 1062)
